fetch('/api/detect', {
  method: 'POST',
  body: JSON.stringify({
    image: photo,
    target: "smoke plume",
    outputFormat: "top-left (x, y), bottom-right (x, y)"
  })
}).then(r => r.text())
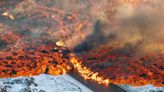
top-left (73, 0), bottom-right (164, 56)
top-left (1, 0), bottom-right (164, 56)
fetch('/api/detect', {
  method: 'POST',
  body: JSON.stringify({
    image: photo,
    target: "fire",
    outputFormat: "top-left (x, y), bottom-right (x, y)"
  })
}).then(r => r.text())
top-left (70, 56), bottom-right (110, 86)
top-left (2, 11), bottom-right (9, 16)
top-left (74, 46), bottom-right (164, 87)
top-left (2, 11), bottom-right (15, 20)
top-left (56, 41), bottom-right (65, 47)
top-left (0, 0), bottom-right (163, 87)
top-left (0, 45), bottom-right (71, 78)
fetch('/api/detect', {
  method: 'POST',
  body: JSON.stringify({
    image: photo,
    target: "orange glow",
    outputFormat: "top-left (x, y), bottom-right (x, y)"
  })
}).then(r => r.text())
top-left (2, 11), bottom-right (15, 20)
top-left (0, 45), bottom-right (71, 78)
top-left (56, 41), bottom-right (65, 47)
top-left (70, 57), bottom-right (110, 86)
top-left (0, 0), bottom-right (163, 87)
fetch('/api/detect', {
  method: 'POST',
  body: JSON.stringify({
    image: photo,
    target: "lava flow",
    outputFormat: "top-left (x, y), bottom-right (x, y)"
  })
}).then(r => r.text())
top-left (0, 0), bottom-right (164, 87)
top-left (75, 46), bottom-right (164, 87)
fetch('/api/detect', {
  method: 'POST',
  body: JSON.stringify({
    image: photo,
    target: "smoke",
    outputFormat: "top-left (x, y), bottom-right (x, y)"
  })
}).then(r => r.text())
top-left (0, 0), bottom-right (93, 48)
top-left (1, 0), bottom-right (164, 56)
top-left (73, 0), bottom-right (164, 56)
top-left (113, 4), bottom-right (164, 55)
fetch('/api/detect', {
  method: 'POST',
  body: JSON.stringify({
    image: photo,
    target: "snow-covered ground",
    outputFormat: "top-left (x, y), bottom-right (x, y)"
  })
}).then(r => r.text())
top-left (119, 84), bottom-right (164, 92)
top-left (0, 74), bottom-right (93, 92)
top-left (0, 74), bottom-right (163, 92)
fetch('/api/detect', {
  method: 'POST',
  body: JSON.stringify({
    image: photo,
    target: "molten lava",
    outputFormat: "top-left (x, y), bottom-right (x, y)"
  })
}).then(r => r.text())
top-left (0, 44), bottom-right (71, 78)
top-left (0, 0), bottom-right (163, 87)
top-left (70, 56), bottom-right (110, 86)
top-left (77, 46), bottom-right (164, 87)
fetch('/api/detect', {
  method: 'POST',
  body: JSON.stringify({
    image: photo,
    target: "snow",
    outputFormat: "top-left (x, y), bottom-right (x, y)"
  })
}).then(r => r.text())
top-left (0, 74), bottom-right (93, 92)
top-left (118, 84), bottom-right (164, 92)
top-left (0, 74), bottom-right (163, 92)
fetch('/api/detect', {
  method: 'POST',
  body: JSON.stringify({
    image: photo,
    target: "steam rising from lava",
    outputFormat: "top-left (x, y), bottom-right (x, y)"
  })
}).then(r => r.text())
top-left (1, 0), bottom-right (164, 55)
top-left (73, 0), bottom-right (164, 56)
top-left (0, 0), bottom-right (164, 87)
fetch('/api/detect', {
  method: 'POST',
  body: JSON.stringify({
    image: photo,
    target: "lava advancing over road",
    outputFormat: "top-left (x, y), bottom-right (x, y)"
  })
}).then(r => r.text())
top-left (0, 0), bottom-right (164, 87)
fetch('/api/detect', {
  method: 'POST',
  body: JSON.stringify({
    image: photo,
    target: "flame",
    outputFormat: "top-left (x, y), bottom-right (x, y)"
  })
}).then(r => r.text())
top-left (2, 11), bottom-right (15, 20)
top-left (2, 11), bottom-right (9, 16)
top-left (0, 0), bottom-right (163, 87)
top-left (56, 41), bottom-right (65, 47)
top-left (70, 56), bottom-right (110, 86)
top-left (0, 45), bottom-right (71, 78)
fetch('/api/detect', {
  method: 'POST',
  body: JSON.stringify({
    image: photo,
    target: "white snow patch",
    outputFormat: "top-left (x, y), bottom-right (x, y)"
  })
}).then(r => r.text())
top-left (118, 84), bottom-right (164, 92)
top-left (0, 74), bottom-right (93, 92)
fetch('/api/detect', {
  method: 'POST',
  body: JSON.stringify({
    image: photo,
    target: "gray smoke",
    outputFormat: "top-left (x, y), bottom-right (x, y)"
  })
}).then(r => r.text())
top-left (74, 0), bottom-right (164, 56)
top-left (1, 0), bottom-right (164, 56)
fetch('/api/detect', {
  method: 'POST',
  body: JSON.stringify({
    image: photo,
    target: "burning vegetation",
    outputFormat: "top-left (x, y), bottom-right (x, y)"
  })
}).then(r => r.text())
top-left (0, 0), bottom-right (164, 87)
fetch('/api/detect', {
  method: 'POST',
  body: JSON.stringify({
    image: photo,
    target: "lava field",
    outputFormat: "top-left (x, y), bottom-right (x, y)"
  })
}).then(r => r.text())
top-left (0, 0), bottom-right (163, 87)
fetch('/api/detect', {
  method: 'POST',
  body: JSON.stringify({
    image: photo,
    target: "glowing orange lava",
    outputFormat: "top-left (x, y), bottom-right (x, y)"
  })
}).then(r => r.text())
top-left (0, 0), bottom-right (163, 87)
